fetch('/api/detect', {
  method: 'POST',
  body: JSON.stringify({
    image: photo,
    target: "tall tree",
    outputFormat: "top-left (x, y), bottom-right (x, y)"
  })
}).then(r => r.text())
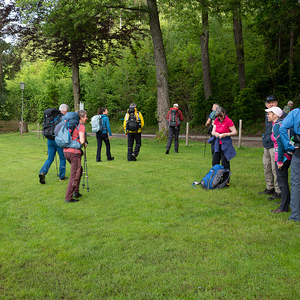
top-left (18, 0), bottom-right (144, 111)
top-left (147, 0), bottom-right (170, 132)
top-left (232, 0), bottom-right (246, 90)
top-left (199, 0), bottom-right (213, 100)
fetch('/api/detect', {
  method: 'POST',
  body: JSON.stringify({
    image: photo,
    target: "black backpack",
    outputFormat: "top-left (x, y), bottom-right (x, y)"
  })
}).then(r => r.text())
top-left (126, 108), bottom-right (140, 132)
top-left (42, 108), bottom-right (62, 140)
top-left (169, 109), bottom-right (181, 128)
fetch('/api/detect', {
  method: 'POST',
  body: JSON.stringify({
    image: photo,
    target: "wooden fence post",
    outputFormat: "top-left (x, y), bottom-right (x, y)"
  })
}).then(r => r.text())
top-left (186, 122), bottom-right (189, 146)
top-left (238, 119), bottom-right (242, 148)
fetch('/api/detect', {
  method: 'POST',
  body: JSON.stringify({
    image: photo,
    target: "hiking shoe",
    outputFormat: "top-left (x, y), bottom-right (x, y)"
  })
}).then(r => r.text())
top-left (268, 192), bottom-right (281, 201)
top-left (166, 149), bottom-right (169, 154)
top-left (258, 188), bottom-right (274, 195)
top-left (73, 192), bottom-right (82, 198)
top-left (131, 154), bottom-right (137, 161)
top-left (39, 173), bottom-right (45, 184)
top-left (65, 199), bottom-right (79, 203)
top-left (107, 157), bottom-right (114, 161)
top-left (59, 176), bottom-right (68, 181)
top-left (270, 208), bottom-right (287, 213)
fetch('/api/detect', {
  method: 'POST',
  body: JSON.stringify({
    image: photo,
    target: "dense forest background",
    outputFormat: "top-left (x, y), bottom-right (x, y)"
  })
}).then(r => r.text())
top-left (1, 0), bottom-right (300, 134)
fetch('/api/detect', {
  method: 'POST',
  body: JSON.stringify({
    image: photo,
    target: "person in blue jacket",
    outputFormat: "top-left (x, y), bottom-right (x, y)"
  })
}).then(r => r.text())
top-left (279, 107), bottom-right (300, 222)
top-left (96, 107), bottom-right (114, 162)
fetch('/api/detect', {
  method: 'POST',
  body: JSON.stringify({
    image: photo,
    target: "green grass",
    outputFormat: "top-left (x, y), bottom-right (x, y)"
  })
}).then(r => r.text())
top-left (1, 132), bottom-right (299, 299)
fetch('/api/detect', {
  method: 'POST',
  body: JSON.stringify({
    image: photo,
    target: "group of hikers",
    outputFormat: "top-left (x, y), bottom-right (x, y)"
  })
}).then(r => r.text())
top-left (205, 97), bottom-right (300, 222)
top-left (37, 98), bottom-right (300, 223)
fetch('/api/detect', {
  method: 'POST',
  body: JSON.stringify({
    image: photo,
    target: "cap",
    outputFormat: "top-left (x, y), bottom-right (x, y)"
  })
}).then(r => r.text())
top-left (265, 106), bottom-right (283, 117)
top-left (129, 103), bottom-right (136, 108)
top-left (173, 103), bottom-right (179, 108)
top-left (266, 95), bottom-right (277, 102)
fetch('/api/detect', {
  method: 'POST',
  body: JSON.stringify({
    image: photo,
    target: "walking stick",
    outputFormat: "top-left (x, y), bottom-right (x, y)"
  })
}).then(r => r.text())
top-left (82, 147), bottom-right (89, 192)
top-left (55, 154), bottom-right (58, 176)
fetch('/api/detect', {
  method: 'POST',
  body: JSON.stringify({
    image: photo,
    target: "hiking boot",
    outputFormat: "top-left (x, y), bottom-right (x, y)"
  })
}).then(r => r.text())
top-left (131, 154), bottom-right (137, 161)
top-left (268, 192), bottom-right (281, 201)
top-left (65, 199), bottom-right (79, 203)
top-left (270, 208), bottom-right (287, 213)
top-left (73, 192), bottom-right (82, 198)
top-left (59, 176), bottom-right (68, 181)
top-left (258, 188), bottom-right (274, 195)
top-left (96, 160), bottom-right (102, 162)
top-left (175, 150), bottom-right (178, 153)
top-left (107, 157), bottom-right (114, 161)
top-left (39, 173), bottom-right (46, 184)
top-left (166, 149), bottom-right (169, 154)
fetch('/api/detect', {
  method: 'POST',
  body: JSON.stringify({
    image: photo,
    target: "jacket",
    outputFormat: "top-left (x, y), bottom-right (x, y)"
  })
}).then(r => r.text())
top-left (208, 136), bottom-right (237, 161)
top-left (100, 114), bottom-right (112, 136)
top-left (280, 108), bottom-right (300, 153)
top-left (123, 108), bottom-right (144, 133)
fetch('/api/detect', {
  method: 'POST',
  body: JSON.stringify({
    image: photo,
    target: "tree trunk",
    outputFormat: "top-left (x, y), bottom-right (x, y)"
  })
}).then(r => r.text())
top-left (200, 6), bottom-right (213, 100)
top-left (71, 50), bottom-right (81, 112)
top-left (147, 0), bottom-right (170, 133)
top-left (289, 27), bottom-right (294, 84)
top-left (233, 4), bottom-right (246, 91)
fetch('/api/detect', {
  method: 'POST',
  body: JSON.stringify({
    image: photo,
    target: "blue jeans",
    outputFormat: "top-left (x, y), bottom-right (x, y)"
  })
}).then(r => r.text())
top-left (39, 139), bottom-right (66, 179)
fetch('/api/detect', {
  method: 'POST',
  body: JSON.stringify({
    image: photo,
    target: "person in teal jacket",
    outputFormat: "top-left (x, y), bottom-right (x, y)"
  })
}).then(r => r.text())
top-left (96, 107), bottom-right (114, 162)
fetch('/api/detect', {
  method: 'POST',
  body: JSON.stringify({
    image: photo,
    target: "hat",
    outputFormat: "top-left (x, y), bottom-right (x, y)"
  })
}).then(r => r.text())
top-left (129, 103), bottom-right (136, 108)
top-left (266, 95), bottom-right (277, 102)
top-left (265, 106), bottom-right (283, 117)
top-left (173, 103), bottom-right (179, 108)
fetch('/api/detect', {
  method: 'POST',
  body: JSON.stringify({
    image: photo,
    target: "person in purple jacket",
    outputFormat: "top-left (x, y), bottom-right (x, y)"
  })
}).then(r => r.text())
top-left (265, 106), bottom-right (292, 213)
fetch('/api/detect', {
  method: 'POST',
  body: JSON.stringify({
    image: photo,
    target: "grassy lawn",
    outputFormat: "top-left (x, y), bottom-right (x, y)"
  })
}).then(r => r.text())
top-left (0, 132), bottom-right (299, 299)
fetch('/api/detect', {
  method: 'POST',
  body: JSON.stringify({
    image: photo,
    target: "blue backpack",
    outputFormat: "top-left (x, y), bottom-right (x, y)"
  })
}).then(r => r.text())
top-left (193, 164), bottom-right (231, 190)
top-left (54, 112), bottom-right (82, 149)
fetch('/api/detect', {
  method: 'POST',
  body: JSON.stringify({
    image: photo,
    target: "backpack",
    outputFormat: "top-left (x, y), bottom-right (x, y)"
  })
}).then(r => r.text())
top-left (193, 164), bottom-right (231, 190)
top-left (169, 109), bottom-right (181, 128)
top-left (91, 115), bottom-right (106, 133)
top-left (42, 108), bottom-right (62, 140)
top-left (54, 112), bottom-right (82, 149)
top-left (126, 108), bottom-right (140, 132)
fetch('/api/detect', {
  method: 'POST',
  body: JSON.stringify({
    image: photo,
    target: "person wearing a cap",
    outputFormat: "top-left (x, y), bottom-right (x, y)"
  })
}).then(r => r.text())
top-left (258, 95), bottom-right (282, 200)
top-left (166, 103), bottom-right (184, 154)
top-left (280, 107), bottom-right (300, 222)
top-left (123, 103), bottom-right (144, 161)
top-left (266, 106), bottom-right (291, 213)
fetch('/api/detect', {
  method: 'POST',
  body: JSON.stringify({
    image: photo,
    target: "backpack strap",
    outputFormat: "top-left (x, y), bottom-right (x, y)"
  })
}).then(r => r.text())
top-left (216, 169), bottom-right (231, 189)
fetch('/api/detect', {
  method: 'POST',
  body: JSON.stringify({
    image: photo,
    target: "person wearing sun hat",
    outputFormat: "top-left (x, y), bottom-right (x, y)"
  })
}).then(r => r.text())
top-left (265, 106), bottom-right (292, 213)
top-left (258, 95), bottom-right (282, 201)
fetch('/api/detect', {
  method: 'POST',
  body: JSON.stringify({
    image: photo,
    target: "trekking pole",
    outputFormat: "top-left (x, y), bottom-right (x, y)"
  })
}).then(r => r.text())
top-left (204, 129), bottom-right (207, 158)
top-left (55, 154), bottom-right (58, 177)
top-left (82, 151), bottom-right (85, 190)
top-left (85, 148), bottom-right (89, 192)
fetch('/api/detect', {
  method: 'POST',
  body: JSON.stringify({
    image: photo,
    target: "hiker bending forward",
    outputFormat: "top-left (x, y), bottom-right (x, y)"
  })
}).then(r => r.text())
top-left (64, 110), bottom-right (88, 203)
top-left (209, 106), bottom-right (237, 186)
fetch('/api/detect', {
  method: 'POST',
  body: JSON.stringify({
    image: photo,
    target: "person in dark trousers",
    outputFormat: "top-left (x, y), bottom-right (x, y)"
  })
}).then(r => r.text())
top-left (39, 103), bottom-right (69, 184)
top-left (166, 103), bottom-right (184, 154)
top-left (280, 107), bottom-right (300, 222)
top-left (258, 95), bottom-right (282, 200)
top-left (265, 106), bottom-right (291, 214)
top-left (210, 106), bottom-right (237, 186)
top-left (123, 103), bottom-right (144, 161)
top-left (96, 107), bottom-right (114, 162)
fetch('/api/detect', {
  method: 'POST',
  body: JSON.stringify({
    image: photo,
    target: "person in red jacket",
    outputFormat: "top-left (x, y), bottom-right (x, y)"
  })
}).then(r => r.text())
top-left (166, 104), bottom-right (184, 154)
